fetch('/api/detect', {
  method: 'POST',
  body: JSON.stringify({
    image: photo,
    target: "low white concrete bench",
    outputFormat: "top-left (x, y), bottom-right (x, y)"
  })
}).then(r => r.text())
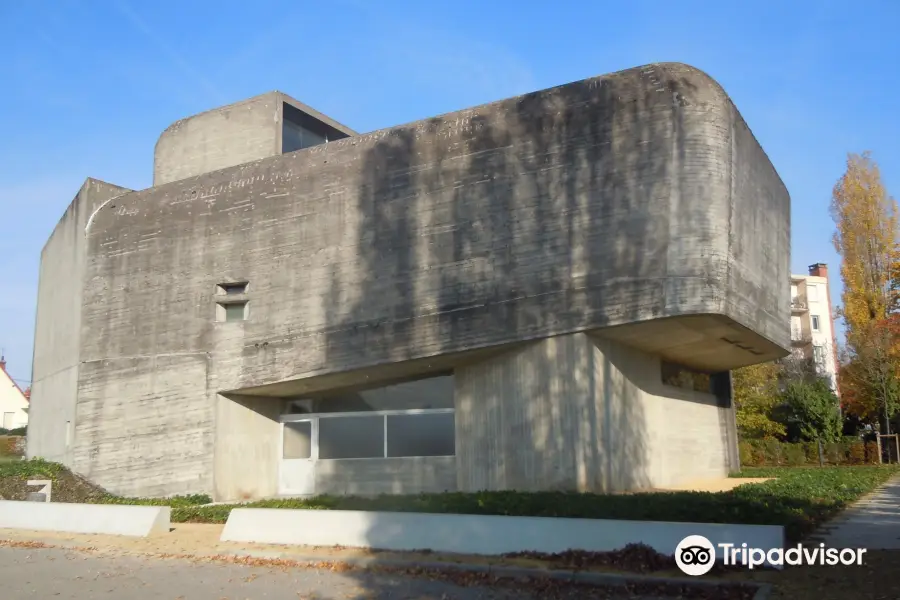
top-left (221, 508), bottom-right (784, 561)
top-left (0, 501), bottom-right (170, 537)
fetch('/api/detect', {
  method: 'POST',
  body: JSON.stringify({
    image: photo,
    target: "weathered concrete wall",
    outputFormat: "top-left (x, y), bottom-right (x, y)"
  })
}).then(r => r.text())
top-left (72, 62), bottom-right (786, 496)
top-left (725, 106), bottom-right (792, 346)
top-left (314, 457), bottom-right (456, 496)
top-left (598, 336), bottom-right (735, 487)
top-left (214, 395), bottom-right (280, 501)
top-left (455, 333), bottom-right (733, 492)
top-left (455, 334), bottom-right (603, 492)
top-left (153, 93), bottom-right (281, 186)
top-left (72, 354), bottom-right (212, 497)
top-left (28, 178), bottom-right (130, 465)
top-left (90, 62), bottom-right (789, 382)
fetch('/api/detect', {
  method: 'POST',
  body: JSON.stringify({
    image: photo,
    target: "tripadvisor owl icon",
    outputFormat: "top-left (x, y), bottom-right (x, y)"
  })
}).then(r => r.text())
top-left (675, 535), bottom-right (716, 576)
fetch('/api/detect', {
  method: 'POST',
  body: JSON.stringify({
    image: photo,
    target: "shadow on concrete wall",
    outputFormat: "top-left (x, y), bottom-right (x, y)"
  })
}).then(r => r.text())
top-left (313, 68), bottom-right (720, 594)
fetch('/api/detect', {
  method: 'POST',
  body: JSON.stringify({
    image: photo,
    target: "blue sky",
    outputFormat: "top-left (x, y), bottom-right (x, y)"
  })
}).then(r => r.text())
top-left (1, 0), bottom-right (898, 388)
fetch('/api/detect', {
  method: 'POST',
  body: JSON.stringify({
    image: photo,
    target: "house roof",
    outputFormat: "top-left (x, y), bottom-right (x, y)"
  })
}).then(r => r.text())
top-left (0, 356), bottom-right (29, 403)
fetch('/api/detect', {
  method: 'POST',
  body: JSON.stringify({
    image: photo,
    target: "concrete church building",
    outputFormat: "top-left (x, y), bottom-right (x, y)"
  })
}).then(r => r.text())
top-left (28, 63), bottom-right (790, 501)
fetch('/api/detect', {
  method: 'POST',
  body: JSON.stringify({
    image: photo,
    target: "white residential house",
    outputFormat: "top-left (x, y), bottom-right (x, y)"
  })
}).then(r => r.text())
top-left (0, 356), bottom-right (29, 430)
top-left (790, 263), bottom-right (840, 395)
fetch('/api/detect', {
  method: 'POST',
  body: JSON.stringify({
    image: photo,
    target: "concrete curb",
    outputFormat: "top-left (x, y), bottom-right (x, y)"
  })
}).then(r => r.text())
top-left (220, 507), bottom-right (785, 561)
top-left (0, 501), bottom-right (171, 537)
top-left (223, 549), bottom-right (770, 596)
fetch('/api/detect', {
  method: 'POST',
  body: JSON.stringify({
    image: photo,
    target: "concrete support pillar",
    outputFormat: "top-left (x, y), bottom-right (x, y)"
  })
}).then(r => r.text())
top-left (213, 394), bottom-right (281, 502)
top-left (454, 332), bottom-right (734, 494)
top-left (454, 333), bottom-right (654, 493)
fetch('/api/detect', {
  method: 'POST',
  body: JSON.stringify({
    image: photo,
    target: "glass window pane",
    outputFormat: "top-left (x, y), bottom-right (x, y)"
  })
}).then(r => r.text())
top-left (661, 361), bottom-right (712, 394)
top-left (283, 421), bottom-right (312, 459)
top-left (300, 375), bottom-right (454, 413)
top-left (319, 416), bottom-right (384, 459)
top-left (225, 303), bottom-right (246, 321)
top-left (283, 121), bottom-right (327, 153)
top-left (386, 413), bottom-right (455, 457)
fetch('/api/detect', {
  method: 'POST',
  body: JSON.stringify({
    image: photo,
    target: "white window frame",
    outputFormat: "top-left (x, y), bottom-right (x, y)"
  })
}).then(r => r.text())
top-left (813, 344), bottom-right (826, 363)
top-left (807, 284), bottom-right (818, 302)
top-left (811, 315), bottom-right (821, 331)
top-left (280, 408), bottom-right (455, 461)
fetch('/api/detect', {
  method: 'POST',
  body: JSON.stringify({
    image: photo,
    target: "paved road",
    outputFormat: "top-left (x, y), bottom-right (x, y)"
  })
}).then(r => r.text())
top-left (0, 546), bottom-right (669, 599)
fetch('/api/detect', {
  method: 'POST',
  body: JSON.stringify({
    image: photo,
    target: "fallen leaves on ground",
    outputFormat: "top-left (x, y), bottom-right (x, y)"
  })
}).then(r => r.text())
top-left (2, 540), bottom-right (758, 599)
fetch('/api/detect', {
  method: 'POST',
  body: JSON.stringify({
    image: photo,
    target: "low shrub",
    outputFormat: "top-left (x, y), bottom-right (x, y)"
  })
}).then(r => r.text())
top-left (97, 493), bottom-right (213, 507)
top-left (0, 457), bottom-right (61, 478)
top-left (739, 438), bottom-right (881, 466)
top-left (738, 441), bottom-right (754, 466)
top-left (171, 466), bottom-right (898, 543)
top-left (782, 443), bottom-right (808, 466)
top-left (4, 460), bottom-right (897, 544)
top-left (0, 437), bottom-right (19, 457)
top-left (759, 439), bottom-right (784, 465)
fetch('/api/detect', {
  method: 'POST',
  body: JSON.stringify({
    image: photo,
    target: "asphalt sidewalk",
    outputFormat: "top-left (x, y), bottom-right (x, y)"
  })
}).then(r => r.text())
top-left (806, 475), bottom-right (900, 549)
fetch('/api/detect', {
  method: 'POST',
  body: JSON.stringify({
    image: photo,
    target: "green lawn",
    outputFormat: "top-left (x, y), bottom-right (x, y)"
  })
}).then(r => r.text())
top-left (4, 460), bottom-right (897, 543)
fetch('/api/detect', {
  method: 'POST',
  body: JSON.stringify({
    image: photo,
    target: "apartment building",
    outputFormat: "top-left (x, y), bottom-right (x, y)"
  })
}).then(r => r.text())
top-left (790, 263), bottom-right (840, 394)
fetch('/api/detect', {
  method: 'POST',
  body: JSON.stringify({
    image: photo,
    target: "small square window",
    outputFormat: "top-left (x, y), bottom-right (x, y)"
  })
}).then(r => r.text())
top-left (218, 282), bottom-right (247, 295)
top-left (217, 301), bottom-right (248, 322)
top-left (811, 315), bottom-right (820, 331)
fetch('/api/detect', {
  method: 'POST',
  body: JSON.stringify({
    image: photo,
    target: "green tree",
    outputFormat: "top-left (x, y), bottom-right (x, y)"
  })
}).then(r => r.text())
top-left (780, 379), bottom-right (842, 443)
top-left (733, 362), bottom-right (785, 439)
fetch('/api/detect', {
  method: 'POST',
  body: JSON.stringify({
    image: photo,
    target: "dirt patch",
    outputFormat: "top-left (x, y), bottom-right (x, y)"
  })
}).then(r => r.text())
top-left (659, 478), bottom-right (774, 493)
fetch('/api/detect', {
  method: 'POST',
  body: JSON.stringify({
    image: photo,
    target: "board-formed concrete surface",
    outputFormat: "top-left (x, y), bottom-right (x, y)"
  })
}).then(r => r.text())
top-left (30, 61), bottom-right (790, 501)
top-left (220, 507), bottom-right (785, 560)
top-left (0, 501), bottom-right (170, 537)
top-left (81, 62), bottom-right (789, 392)
top-left (153, 91), bottom-right (356, 186)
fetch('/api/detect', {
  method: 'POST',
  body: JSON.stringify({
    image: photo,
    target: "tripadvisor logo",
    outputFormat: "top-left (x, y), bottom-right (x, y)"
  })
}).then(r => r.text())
top-left (675, 535), bottom-right (867, 575)
top-left (675, 535), bottom-right (717, 576)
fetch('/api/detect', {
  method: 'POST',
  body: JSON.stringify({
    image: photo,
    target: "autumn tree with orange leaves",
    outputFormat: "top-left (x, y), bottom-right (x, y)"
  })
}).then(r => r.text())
top-left (831, 152), bottom-right (900, 433)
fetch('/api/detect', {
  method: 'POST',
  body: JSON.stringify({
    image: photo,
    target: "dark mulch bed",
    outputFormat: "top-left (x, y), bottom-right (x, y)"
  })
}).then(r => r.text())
top-left (501, 544), bottom-right (749, 576)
